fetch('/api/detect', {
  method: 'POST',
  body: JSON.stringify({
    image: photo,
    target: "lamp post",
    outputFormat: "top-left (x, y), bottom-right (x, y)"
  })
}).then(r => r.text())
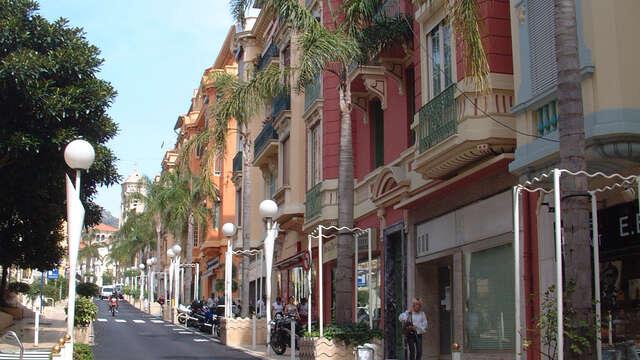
top-left (146, 257), bottom-right (157, 313)
top-left (167, 244), bottom-right (181, 322)
top-left (259, 199), bottom-right (278, 354)
top-left (64, 139), bottom-right (95, 358)
top-left (222, 222), bottom-right (237, 318)
top-left (138, 263), bottom-right (145, 307)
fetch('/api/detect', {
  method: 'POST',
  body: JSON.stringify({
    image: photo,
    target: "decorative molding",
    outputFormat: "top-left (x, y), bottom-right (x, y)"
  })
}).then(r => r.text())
top-left (363, 77), bottom-right (387, 110)
top-left (382, 60), bottom-right (405, 95)
top-left (351, 92), bottom-right (370, 123)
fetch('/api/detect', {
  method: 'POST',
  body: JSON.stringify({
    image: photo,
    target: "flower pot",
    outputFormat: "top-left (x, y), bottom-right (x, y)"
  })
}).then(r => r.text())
top-left (299, 337), bottom-right (382, 360)
top-left (220, 317), bottom-right (267, 346)
top-left (73, 322), bottom-right (94, 345)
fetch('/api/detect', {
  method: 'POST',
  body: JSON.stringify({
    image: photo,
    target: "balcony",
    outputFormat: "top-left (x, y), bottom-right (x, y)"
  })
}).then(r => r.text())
top-left (413, 84), bottom-right (516, 179)
top-left (273, 186), bottom-right (305, 231)
top-left (418, 84), bottom-right (457, 153)
top-left (233, 151), bottom-right (242, 172)
top-left (304, 77), bottom-right (322, 111)
top-left (271, 92), bottom-right (291, 121)
top-left (305, 182), bottom-right (322, 220)
top-left (254, 119), bottom-right (278, 160)
top-left (256, 42), bottom-right (279, 71)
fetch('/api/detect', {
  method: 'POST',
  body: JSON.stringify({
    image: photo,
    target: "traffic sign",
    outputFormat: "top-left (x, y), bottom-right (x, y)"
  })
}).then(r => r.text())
top-left (46, 269), bottom-right (59, 279)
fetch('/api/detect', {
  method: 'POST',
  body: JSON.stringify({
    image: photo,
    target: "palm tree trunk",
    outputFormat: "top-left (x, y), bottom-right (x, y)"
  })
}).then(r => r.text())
top-left (185, 222), bottom-right (194, 302)
top-left (335, 74), bottom-right (355, 325)
top-left (555, 0), bottom-right (594, 359)
top-left (241, 123), bottom-right (252, 317)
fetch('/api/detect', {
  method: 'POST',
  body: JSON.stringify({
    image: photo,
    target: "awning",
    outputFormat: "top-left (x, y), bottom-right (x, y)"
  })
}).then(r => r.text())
top-left (274, 250), bottom-right (307, 270)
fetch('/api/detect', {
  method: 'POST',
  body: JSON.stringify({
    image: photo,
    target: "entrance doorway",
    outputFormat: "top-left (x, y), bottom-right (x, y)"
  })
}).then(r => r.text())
top-left (438, 266), bottom-right (452, 356)
top-left (383, 223), bottom-right (406, 359)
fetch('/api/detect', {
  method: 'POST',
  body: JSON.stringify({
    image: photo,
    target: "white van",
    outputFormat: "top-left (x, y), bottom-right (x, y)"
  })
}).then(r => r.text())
top-left (100, 285), bottom-right (114, 299)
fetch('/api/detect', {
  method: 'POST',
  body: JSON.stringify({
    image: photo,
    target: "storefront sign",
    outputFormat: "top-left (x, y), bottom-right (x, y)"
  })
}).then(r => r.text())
top-left (207, 256), bottom-right (220, 270)
top-left (598, 201), bottom-right (640, 254)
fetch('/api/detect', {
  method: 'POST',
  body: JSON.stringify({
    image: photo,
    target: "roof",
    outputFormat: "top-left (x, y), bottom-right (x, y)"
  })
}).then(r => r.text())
top-left (93, 223), bottom-right (118, 232)
top-left (123, 171), bottom-right (142, 184)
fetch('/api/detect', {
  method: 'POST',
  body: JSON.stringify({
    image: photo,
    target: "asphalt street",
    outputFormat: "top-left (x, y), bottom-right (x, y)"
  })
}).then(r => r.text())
top-left (92, 299), bottom-right (258, 360)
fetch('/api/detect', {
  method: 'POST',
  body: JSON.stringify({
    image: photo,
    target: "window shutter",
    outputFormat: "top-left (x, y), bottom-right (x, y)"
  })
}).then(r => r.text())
top-left (528, 0), bottom-right (558, 96)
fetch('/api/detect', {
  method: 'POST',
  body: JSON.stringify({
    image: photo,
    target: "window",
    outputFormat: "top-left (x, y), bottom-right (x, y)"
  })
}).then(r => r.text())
top-left (536, 100), bottom-right (558, 136)
top-left (236, 189), bottom-right (242, 226)
top-left (371, 99), bottom-right (384, 169)
top-left (465, 244), bottom-right (515, 350)
top-left (269, 172), bottom-right (275, 199)
top-left (528, 0), bottom-right (557, 96)
top-left (212, 203), bottom-right (221, 230)
top-left (308, 124), bottom-right (321, 188)
top-left (194, 132), bottom-right (204, 158)
top-left (427, 21), bottom-right (453, 98)
top-left (214, 153), bottom-right (222, 176)
top-left (193, 223), bottom-right (200, 247)
top-left (406, 67), bottom-right (416, 146)
top-left (282, 136), bottom-right (290, 186)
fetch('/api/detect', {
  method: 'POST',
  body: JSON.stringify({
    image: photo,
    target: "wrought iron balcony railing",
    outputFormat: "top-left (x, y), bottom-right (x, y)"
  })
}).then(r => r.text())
top-left (305, 182), bottom-right (322, 220)
top-left (304, 76), bottom-right (322, 110)
top-left (233, 151), bottom-right (242, 172)
top-left (417, 84), bottom-right (457, 153)
top-left (253, 119), bottom-right (278, 159)
top-left (271, 92), bottom-right (291, 120)
top-left (256, 42), bottom-right (279, 71)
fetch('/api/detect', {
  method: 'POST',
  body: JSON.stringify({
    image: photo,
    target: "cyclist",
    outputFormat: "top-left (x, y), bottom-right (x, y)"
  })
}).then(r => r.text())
top-left (108, 293), bottom-right (119, 313)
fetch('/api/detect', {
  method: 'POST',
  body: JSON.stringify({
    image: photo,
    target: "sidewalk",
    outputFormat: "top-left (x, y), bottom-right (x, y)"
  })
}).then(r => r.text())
top-left (0, 300), bottom-right (68, 351)
top-left (229, 343), bottom-right (294, 360)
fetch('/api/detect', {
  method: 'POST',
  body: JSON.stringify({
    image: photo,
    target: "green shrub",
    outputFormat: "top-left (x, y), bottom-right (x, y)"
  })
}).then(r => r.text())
top-left (305, 323), bottom-right (382, 347)
top-left (8, 282), bottom-right (31, 294)
top-left (131, 289), bottom-right (140, 299)
top-left (74, 296), bottom-right (97, 327)
top-left (73, 343), bottom-right (94, 360)
top-left (76, 282), bottom-right (99, 298)
top-left (102, 272), bottom-right (114, 285)
top-left (122, 286), bottom-right (132, 295)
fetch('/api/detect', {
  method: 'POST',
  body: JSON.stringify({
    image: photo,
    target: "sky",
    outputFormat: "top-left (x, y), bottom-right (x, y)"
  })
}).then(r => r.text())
top-left (37, 0), bottom-right (235, 220)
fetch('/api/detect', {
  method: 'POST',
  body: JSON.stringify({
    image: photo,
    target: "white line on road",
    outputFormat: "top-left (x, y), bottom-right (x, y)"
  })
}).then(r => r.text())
top-left (151, 320), bottom-right (164, 323)
top-left (193, 338), bottom-right (209, 342)
top-left (178, 331), bottom-right (191, 334)
top-left (97, 318), bottom-right (107, 322)
top-left (115, 319), bottom-right (126, 323)
top-left (172, 328), bottom-right (183, 331)
top-left (133, 320), bottom-right (145, 323)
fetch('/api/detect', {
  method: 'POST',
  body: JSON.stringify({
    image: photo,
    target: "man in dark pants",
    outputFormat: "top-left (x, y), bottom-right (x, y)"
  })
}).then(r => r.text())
top-left (399, 298), bottom-right (427, 360)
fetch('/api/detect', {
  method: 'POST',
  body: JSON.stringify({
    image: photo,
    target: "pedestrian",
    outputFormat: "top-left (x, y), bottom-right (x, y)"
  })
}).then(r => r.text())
top-left (272, 296), bottom-right (284, 316)
top-left (207, 293), bottom-right (215, 308)
top-left (256, 295), bottom-right (266, 318)
top-left (399, 298), bottom-right (427, 360)
top-left (298, 297), bottom-right (308, 325)
top-left (284, 296), bottom-right (298, 318)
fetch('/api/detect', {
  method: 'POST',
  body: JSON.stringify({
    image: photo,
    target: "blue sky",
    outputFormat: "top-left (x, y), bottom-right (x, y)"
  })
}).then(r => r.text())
top-left (38, 1), bottom-right (234, 219)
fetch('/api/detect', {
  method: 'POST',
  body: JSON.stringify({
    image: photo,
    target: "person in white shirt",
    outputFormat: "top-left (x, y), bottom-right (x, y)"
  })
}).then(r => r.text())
top-left (206, 293), bottom-right (215, 308)
top-left (398, 298), bottom-right (427, 360)
top-left (256, 295), bottom-right (266, 318)
top-left (272, 297), bottom-right (284, 316)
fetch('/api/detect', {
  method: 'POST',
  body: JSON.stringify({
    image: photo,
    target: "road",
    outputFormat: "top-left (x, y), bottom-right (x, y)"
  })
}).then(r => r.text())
top-left (92, 299), bottom-right (259, 359)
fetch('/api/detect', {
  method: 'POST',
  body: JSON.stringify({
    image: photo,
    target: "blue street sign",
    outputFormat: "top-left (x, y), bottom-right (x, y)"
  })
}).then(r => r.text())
top-left (46, 269), bottom-right (59, 279)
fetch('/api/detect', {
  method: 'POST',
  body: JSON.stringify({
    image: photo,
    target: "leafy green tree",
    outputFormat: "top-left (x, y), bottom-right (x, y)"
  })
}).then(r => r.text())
top-left (0, 0), bottom-right (120, 301)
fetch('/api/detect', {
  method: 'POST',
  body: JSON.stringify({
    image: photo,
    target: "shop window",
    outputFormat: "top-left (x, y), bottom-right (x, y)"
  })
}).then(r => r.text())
top-left (371, 99), bottom-right (384, 169)
top-left (464, 243), bottom-right (515, 350)
top-left (357, 257), bottom-right (381, 328)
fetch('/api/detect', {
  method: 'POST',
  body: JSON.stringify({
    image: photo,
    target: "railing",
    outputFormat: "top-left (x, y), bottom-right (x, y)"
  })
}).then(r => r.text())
top-left (256, 42), bottom-right (279, 71)
top-left (233, 151), bottom-right (242, 172)
top-left (304, 76), bottom-right (322, 110)
top-left (305, 182), bottom-right (322, 220)
top-left (254, 119), bottom-right (278, 159)
top-left (536, 100), bottom-right (558, 136)
top-left (418, 84), bottom-right (457, 153)
top-left (271, 92), bottom-right (291, 120)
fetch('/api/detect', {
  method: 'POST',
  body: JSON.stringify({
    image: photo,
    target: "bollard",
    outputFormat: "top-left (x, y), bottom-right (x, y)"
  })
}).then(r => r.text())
top-left (290, 319), bottom-right (295, 360)
top-left (34, 310), bottom-right (40, 347)
top-left (252, 315), bottom-right (256, 349)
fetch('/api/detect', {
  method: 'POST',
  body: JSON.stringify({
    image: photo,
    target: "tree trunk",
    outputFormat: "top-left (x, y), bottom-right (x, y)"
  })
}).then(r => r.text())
top-left (185, 220), bottom-right (194, 302)
top-left (555, 0), bottom-right (594, 358)
top-left (241, 124), bottom-right (252, 317)
top-left (335, 76), bottom-right (355, 325)
top-left (0, 265), bottom-right (9, 304)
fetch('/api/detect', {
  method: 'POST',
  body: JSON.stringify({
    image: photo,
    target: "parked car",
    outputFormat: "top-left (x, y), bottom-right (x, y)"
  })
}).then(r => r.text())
top-left (100, 286), bottom-right (114, 300)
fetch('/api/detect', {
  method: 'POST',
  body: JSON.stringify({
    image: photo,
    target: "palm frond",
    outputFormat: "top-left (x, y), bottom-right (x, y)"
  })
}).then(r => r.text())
top-left (340, 0), bottom-right (383, 36)
top-left (353, 13), bottom-right (413, 65)
top-left (449, 0), bottom-right (489, 91)
top-left (230, 0), bottom-right (254, 25)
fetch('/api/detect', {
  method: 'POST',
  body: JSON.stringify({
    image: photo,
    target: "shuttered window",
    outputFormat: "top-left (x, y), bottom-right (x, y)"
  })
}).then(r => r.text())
top-left (371, 99), bottom-right (384, 169)
top-left (465, 243), bottom-right (515, 350)
top-left (528, 0), bottom-right (557, 96)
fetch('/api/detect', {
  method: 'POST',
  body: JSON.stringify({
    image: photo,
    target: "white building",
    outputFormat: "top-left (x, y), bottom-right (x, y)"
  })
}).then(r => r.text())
top-left (119, 171), bottom-right (146, 228)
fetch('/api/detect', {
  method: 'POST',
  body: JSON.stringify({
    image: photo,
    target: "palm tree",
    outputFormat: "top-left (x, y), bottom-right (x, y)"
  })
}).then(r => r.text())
top-left (554, 0), bottom-right (593, 358)
top-left (79, 228), bottom-right (107, 282)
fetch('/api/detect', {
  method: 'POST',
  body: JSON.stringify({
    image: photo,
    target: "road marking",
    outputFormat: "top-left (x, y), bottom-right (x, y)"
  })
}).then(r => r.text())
top-left (178, 331), bottom-right (191, 334)
top-left (133, 320), bottom-right (145, 323)
top-left (172, 328), bottom-right (183, 331)
top-left (97, 318), bottom-right (107, 322)
top-left (151, 320), bottom-right (164, 323)
top-left (193, 338), bottom-right (209, 342)
top-left (164, 324), bottom-right (175, 327)
top-left (115, 319), bottom-right (126, 323)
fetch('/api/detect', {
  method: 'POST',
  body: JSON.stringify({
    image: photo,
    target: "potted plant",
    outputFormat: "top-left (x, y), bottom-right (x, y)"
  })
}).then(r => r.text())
top-left (299, 323), bottom-right (382, 360)
top-left (72, 296), bottom-right (98, 344)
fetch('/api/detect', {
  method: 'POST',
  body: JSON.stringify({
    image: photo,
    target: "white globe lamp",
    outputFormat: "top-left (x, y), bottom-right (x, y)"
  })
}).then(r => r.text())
top-left (167, 249), bottom-right (175, 258)
top-left (259, 199), bottom-right (278, 220)
top-left (138, 263), bottom-right (145, 270)
top-left (64, 139), bottom-right (95, 170)
top-left (172, 244), bottom-right (182, 255)
top-left (222, 222), bottom-right (237, 237)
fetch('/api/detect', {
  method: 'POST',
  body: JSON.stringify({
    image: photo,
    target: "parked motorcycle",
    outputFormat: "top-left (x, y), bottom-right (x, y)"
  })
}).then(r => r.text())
top-left (199, 307), bottom-right (220, 337)
top-left (269, 314), bottom-right (303, 355)
top-left (176, 304), bottom-right (200, 327)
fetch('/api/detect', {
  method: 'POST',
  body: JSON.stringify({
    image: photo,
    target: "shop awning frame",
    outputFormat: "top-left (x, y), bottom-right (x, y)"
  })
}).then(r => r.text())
top-left (514, 169), bottom-right (640, 360)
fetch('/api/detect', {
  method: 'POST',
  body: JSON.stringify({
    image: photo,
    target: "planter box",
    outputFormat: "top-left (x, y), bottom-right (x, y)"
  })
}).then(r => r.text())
top-left (0, 311), bottom-right (13, 331)
top-left (0, 306), bottom-right (23, 320)
top-left (220, 317), bottom-right (267, 346)
top-left (299, 337), bottom-right (382, 360)
top-left (74, 322), bottom-right (94, 345)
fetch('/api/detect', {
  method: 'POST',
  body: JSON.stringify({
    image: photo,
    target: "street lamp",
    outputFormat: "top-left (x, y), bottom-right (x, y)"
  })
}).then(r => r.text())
top-left (222, 222), bottom-right (237, 318)
top-left (138, 263), bottom-right (145, 306)
top-left (168, 244), bottom-right (181, 322)
top-left (64, 139), bottom-right (95, 358)
top-left (146, 257), bottom-right (157, 313)
top-left (259, 199), bottom-right (278, 354)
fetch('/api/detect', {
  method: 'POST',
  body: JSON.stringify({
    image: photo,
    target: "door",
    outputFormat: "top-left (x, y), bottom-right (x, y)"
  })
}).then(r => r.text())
top-left (384, 223), bottom-right (406, 360)
top-left (438, 266), bottom-right (452, 355)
